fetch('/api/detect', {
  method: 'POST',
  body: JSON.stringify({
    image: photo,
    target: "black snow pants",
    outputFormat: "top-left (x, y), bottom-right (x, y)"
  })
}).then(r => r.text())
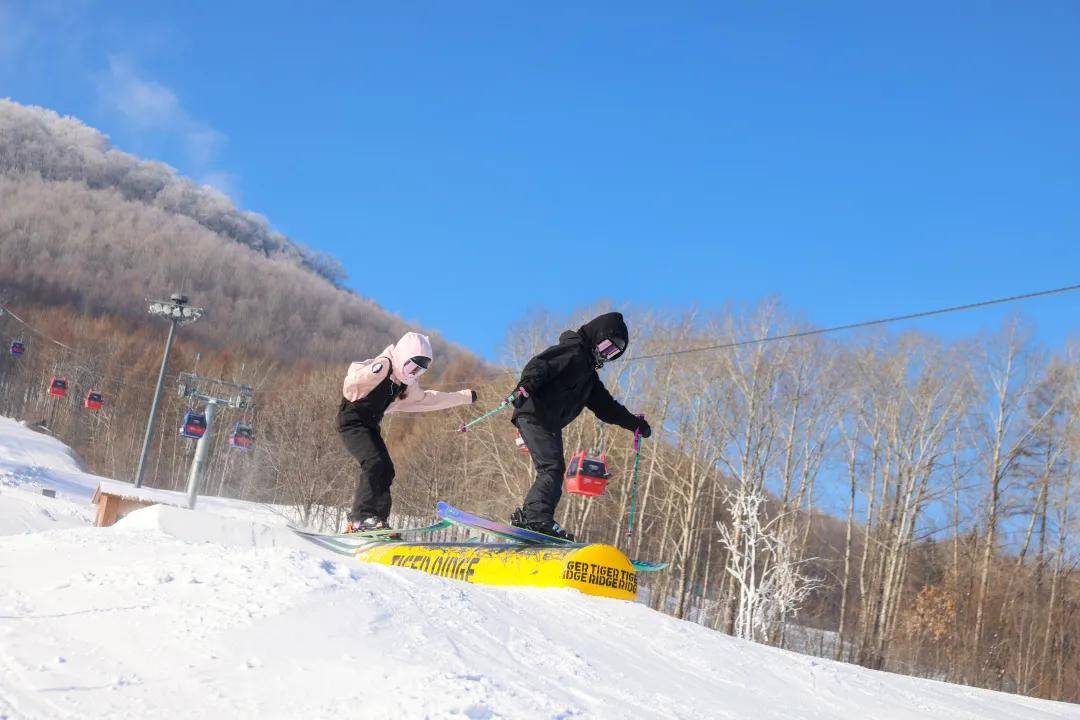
top-left (340, 424), bottom-right (395, 522)
top-left (516, 415), bottom-right (566, 524)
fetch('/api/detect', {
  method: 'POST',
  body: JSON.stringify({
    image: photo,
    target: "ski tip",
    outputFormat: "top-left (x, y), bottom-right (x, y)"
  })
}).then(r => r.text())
top-left (435, 501), bottom-right (467, 521)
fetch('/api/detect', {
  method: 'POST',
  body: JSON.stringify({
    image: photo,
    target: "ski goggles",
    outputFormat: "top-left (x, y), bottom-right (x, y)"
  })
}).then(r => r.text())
top-left (595, 337), bottom-right (626, 361)
top-left (403, 356), bottom-right (431, 377)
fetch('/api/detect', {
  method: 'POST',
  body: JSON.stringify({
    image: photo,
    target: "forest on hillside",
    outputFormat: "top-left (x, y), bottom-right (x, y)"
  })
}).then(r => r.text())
top-left (0, 99), bottom-right (470, 365)
top-left (0, 99), bottom-right (343, 283)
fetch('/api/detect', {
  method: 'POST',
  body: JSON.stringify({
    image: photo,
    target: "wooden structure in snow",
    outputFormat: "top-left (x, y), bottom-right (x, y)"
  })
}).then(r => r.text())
top-left (91, 480), bottom-right (186, 527)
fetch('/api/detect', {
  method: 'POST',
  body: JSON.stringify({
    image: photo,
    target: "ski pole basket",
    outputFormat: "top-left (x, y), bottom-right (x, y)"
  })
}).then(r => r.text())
top-left (564, 450), bottom-right (610, 497)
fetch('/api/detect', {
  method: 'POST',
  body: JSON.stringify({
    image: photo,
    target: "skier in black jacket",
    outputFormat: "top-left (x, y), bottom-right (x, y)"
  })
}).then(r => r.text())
top-left (506, 311), bottom-right (651, 540)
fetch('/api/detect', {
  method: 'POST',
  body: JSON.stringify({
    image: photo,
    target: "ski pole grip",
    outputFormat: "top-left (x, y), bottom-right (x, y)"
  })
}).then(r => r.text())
top-left (633, 413), bottom-right (645, 450)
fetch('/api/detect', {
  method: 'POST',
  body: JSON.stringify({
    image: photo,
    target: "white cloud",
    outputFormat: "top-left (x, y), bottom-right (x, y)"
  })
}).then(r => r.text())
top-left (100, 56), bottom-right (181, 129)
top-left (200, 170), bottom-right (240, 202)
top-left (96, 54), bottom-right (234, 190)
top-left (3, 7), bottom-right (239, 197)
top-left (184, 127), bottom-right (226, 167)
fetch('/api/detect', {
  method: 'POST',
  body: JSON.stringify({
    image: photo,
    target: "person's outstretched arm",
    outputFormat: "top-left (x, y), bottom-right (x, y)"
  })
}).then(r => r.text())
top-left (387, 386), bottom-right (476, 414)
top-left (586, 382), bottom-right (650, 437)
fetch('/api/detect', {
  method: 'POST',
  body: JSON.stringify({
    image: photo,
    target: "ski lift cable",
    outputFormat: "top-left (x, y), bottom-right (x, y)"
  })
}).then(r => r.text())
top-left (0, 301), bottom-right (249, 390)
top-left (372, 281), bottom-right (1080, 390)
top-left (623, 283), bottom-right (1080, 363)
top-left (5, 282), bottom-right (1078, 400)
top-left (150, 279), bottom-right (1080, 397)
top-left (357, 281), bottom-right (1080, 389)
top-left (0, 302), bottom-right (77, 351)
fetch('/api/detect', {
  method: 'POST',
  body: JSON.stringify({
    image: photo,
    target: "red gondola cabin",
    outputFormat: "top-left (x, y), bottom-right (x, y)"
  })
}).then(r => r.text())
top-left (10, 340), bottom-right (25, 357)
top-left (564, 450), bottom-right (610, 497)
top-left (180, 410), bottom-right (207, 440)
top-left (84, 391), bottom-right (104, 411)
top-left (48, 376), bottom-right (68, 398)
top-left (228, 422), bottom-right (254, 450)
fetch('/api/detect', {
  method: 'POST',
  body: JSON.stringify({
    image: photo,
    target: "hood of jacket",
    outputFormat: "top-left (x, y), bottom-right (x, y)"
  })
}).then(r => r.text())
top-left (578, 312), bottom-right (629, 355)
top-left (389, 332), bottom-right (433, 385)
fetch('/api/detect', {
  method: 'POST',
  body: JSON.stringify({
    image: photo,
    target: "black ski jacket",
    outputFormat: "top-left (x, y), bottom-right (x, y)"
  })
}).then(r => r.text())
top-left (511, 312), bottom-right (640, 433)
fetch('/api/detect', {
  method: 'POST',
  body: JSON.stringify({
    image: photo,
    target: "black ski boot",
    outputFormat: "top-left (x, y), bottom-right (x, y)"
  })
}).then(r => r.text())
top-left (510, 508), bottom-right (576, 542)
top-left (509, 507), bottom-right (528, 529)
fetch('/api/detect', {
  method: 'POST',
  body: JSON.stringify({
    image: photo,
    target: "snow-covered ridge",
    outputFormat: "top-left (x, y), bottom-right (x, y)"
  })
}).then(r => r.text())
top-left (0, 416), bottom-right (1076, 719)
top-left (0, 99), bottom-right (345, 284)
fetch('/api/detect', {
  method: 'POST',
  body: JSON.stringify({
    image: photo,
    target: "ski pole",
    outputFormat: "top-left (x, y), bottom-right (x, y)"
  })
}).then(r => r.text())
top-left (625, 416), bottom-right (645, 542)
top-left (458, 388), bottom-right (524, 433)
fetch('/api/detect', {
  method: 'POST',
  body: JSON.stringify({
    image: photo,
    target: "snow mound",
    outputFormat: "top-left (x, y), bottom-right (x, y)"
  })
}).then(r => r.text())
top-left (0, 416), bottom-right (110, 504)
top-left (115, 503), bottom-right (308, 552)
top-left (0, 481), bottom-right (94, 537)
top-left (0, 417), bottom-right (86, 474)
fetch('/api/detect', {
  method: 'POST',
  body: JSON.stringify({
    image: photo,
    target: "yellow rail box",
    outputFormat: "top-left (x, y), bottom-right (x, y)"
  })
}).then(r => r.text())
top-left (355, 542), bottom-right (638, 601)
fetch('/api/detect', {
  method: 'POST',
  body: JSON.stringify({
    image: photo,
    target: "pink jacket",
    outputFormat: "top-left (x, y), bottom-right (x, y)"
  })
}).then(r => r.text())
top-left (342, 333), bottom-right (473, 413)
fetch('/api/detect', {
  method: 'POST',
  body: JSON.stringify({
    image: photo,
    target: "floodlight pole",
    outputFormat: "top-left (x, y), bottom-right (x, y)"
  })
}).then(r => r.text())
top-left (134, 319), bottom-right (176, 488)
top-left (185, 400), bottom-right (219, 509)
top-left (134, 293), bottom-right (203, 488)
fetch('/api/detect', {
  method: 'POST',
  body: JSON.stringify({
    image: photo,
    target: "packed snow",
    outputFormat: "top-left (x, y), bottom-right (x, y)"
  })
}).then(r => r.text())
top-left (0, 416), bottom-right (1076, 719)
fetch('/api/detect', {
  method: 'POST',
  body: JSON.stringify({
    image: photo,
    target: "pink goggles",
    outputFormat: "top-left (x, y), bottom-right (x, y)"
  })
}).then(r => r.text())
top-left (403, 356), bottom-right (431, 376)
top-left (596, 338), bottom-right (625, 361)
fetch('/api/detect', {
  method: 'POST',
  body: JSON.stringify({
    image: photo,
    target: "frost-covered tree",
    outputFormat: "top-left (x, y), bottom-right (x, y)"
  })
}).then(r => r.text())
top-left (717, 482), bottom-right (821, 643)
top-left (0, 99), bottom-right (315, 281)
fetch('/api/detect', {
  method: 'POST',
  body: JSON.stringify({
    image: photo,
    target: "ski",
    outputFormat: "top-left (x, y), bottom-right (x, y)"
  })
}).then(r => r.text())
top-left (437, 501), bottom-right (574, 544)
top-left (435, 501), bottom-right (668, 572)
top-left (289, 518), bottom-right (452, 546)
top-left (292, 531), bottom-right (362, 557)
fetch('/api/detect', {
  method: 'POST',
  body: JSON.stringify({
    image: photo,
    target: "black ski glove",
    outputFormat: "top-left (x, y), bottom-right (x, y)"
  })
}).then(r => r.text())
top-left (469, 390), bottom-right (477, 403)
top-left (635, 418), bottom-right (652, 439)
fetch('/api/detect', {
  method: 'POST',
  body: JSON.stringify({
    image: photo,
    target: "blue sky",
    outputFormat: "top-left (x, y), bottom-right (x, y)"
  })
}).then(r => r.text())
top-left (2, 1), bottom-right (1077, 360)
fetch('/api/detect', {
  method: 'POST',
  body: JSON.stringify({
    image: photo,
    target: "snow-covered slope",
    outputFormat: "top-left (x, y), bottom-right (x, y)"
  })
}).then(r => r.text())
top-left (0, 418), bottom-right (102, 537)
top-left (0, 417), bottom-right (1076, 719)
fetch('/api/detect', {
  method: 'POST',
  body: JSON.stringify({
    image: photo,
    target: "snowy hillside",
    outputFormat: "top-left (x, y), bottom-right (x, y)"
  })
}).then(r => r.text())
top-left (0, 417), bottom-right (1077, 719)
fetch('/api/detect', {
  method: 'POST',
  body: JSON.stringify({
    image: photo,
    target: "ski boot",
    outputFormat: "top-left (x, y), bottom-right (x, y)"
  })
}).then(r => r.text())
top-left (510, 508), bottom-right (576, 542)
top-left (345, 515), bottom-right (390, 533)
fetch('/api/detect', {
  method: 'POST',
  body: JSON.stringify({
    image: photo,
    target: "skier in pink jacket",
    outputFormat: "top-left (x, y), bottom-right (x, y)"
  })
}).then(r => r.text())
top-left (338, 331), bottom-right (475, 532)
